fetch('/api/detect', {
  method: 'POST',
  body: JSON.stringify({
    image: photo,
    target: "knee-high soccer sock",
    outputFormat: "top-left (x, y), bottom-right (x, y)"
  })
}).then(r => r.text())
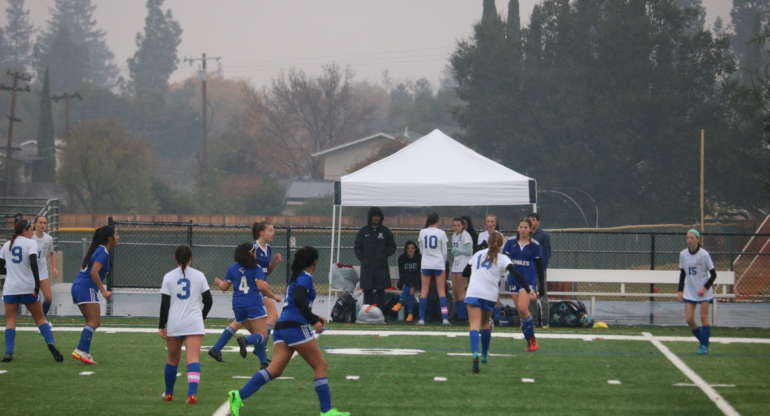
top-left (43, 301), bottom-right (51, 315)
top-left (521, 316), bottom-right (534, 340)
top-left (702, 326), bottom-right (711, 346)
top-left (314, 377), bottom-right (332, 413)
top-left (187, 362), bottom-right (200, 396)
top-left (239, 369), bottom-right (272, 399)
top-left (38, 323), bottom-right (55, 345)
top-left (212, 326), bottom-right (236, 352)
top-left (4, 328), bottom-right (15, 354)
top-left (691, 327), bottom-right (702, 344)
top-left (456, 301), bottom-right (468, 320)
top-left (439, 297), bottom-right (449, 320)
top-left (77, 326), bottom-right (95, 353)
top-left (163, 363), bottom-right (177, 395)
top-left (469, 330), bottom-right (480, 357)
top-left (405, 293), bottom-right (414, 316)
top-left (246, 333), bottom-right (268, 363)
top-left (400, 285), bottom-right (410, 305)
top-left (419, 298), bottom-right (428, 320)
top-left (481, 329), bottom-right (492, 356)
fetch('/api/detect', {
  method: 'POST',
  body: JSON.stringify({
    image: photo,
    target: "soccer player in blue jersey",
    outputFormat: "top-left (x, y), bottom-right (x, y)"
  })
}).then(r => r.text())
top-left (1, 219), bottom-right (63, 362)
top-left (502, 218), bottom-right (544, 352)
top-left (71, 225), bottom-right (119, 365)
top-left (228, 246), bottom-right (350, 416)
top-left (676, 229), bottom-right (718, 355)
top-left (213, 243), bottom-right (280, 368)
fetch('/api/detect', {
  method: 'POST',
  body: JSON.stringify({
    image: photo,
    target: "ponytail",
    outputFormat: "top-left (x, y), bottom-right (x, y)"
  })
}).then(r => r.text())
top-left (175, 245), bottom-right (192, 276)
top-left (10, 219), bottom-right (30, 247)
top-left (290, 246), bottom-right (319, 282)
top-left (425, 212), bottom-right (439, 228)
top-left (82, 225), bottom-right (115, 268)
top-left (234, 242), bottom-right (257, 269)
top-left (486, 231), bottom-right (503, 265)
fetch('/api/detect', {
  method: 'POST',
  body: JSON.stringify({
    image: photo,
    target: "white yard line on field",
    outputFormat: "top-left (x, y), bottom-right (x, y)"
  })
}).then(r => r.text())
top-left (642, 332), bottom-right (740, 416)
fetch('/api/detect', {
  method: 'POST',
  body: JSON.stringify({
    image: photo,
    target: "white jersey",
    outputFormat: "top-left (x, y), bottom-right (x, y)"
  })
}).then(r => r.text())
top-left (679, 247), bottom-right (715, 302)
top-left (160, 266), bottom-right (210, 337)
top-left (450, 230), bottom-right (473, 273)
top-left (32, 232), bottom-right (54, 280)
top-left (418, 227), bottom-right (448, 270)
top-left (477, 231), bottom-right (504, 247)
top-left (1, 236), bottom-right (40, 296)
top-left (465, 249), bottom-right (512, 302)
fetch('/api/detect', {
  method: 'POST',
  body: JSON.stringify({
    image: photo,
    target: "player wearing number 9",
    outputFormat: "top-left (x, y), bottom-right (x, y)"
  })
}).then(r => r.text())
top-left (213, 243), bottom-right (281, 368)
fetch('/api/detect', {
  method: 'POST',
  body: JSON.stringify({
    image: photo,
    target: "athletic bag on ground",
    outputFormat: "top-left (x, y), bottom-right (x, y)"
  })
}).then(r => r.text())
top-left (330, 263), bottom-right (359, 293)
top-left (549, 300), bottom-right (593, 327)
top-left (331, 293), bottom-right (357, 323)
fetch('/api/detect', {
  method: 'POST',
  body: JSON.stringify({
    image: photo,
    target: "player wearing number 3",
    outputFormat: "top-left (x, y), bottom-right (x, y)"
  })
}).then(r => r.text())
top-left (677, 229), bottom-right (717, 355)
top-left (159, 245), bottom-right (213, 404)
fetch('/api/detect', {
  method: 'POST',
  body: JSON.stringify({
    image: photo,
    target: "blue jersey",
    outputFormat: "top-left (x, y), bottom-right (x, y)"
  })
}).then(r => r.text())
top-left (224, 263), bottom-right (265, 309)
top-left (253, 241), bottom-right (272, 278)
top-left (502, 238), bottom-right (542, 284)
top-left (74, 245), bottom-right (110, 289)
top-left (279, 272), bottom-right (316, 325)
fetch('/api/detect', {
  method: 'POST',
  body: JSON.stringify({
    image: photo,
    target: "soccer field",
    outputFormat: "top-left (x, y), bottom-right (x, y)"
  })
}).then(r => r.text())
top-left (1, 320), bottom-right (769, 416)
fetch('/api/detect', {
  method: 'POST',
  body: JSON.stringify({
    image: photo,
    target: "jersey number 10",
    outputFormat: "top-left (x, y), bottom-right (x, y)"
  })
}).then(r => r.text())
top-left (424, 235), bottom-right (438, 249)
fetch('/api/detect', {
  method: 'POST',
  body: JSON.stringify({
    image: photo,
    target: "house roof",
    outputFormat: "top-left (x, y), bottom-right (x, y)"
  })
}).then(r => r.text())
top-left (310, 132), bottom-right (397, 158)
top-left (285, 180), bottom-right (334, 201)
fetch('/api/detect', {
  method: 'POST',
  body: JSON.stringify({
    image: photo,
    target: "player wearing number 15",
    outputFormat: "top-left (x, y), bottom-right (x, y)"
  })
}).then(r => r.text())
top-left (418, 212), bottom-right (449, 325)
top-left (676, 229), bottom-right (717, 355)
top-left (158, 245), bottom-right (213, 404)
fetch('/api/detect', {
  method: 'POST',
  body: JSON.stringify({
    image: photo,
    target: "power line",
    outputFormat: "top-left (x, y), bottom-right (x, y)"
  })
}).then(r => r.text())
top-left (51, 92), bottom-right (83, 137)
top-left (1, 70), bottom-right (32, 195)
top-left (183, 53), bottom-right (222, 175)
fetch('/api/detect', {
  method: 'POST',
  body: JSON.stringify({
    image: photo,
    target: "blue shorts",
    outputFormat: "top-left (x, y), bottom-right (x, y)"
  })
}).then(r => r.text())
top-left (71, 283), bottom-right (100, 305)
top-left (464, 297), bottom-right (497, 312)
top-left (273, 325), bottom-right (315, 347)
top-left (507, 276), bottom-right (537, 294)
top-left (3, 294), bottom-right (37, 305)
top-left (421, 269), bottom-right (444, 277)
top-left (684, 298), bottom-right (713, 305)
top-left (233, 304), bottom-right (267, 323)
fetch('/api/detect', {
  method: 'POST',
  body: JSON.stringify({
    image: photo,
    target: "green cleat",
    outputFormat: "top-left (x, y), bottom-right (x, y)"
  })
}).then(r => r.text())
top-left (228, 390), bottom-right (244, 416)
top-left (321, 409), bottom-right (351, 416)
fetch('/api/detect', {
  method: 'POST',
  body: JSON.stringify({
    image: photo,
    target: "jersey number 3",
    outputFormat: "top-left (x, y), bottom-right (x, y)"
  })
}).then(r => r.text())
top-left (177, 277), bottom-right (191, 300)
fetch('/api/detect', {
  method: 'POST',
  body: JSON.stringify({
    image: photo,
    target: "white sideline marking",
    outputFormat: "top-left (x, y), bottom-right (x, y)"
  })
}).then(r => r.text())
top-left (276, 376), bottom-right (294, 380)
top-left (607, 380), bottom-right (622, 385)
top-left (212, 400), bottom-right (230, 416)
top-left (674, 383), bottom-right (736, 388)
top-left (521, 378), bottom-right (535, 383)
top-left (79, 371), bottom-right (94, 376)
top-left (232, 376), bottom-right (250, 379)
top-left (346, 375), bottom-right (360, 380)
top-left (433, 376), bottom-right (447, 382)
top-left (446, 353), bottom-right (515, 358)
top-left (176, 372), bottom-right (181, 377)
top-left (0, 370), bottom-right (7, 374)
top-left (643, 332), bottom-right (740, 416)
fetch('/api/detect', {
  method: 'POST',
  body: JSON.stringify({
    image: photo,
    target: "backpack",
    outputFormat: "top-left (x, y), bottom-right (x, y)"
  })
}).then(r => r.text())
top-left (331, 293), bottom-right (357, 323)
top-left (549, 300), bottom-right (593, 327)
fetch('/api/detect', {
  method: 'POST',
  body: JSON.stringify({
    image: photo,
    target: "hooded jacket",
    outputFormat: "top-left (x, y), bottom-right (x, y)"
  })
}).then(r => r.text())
top-left (354, 207), bottom-right (397, 290)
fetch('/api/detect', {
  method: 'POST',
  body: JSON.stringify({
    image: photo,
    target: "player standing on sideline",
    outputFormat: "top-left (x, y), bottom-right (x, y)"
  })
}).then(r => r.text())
top-left (502, 218), bottom-right (544, 352)
top-left (528, 213), bottom-right (551, 325)
top-left (159, 245), bottom-right (213, 404)
top-left (354, 207), bottom-right (396, 308)
top-left (71, 225), bottom-right (118, 365)
top-left (208, 222), bottom-right (282, 363)
top-left (391, 241), bottom-right (421, 322)
top-left (477, 214), bottom-right (502, 250)
top-left (463, 232), bottom-right (530, 373)
top-left (1, 219), bottom-right (63, 362)
top-left (213, 243), bottom-right (281, 369)
top-left (418, 212), bottom-right (449, 325)
top-left (676, 229), bottom-right (717, 355)
top-left (32, 216), bottom-right (58, 315)
top-left (450, 217), bottom-right (473, 323)
top-left (228, 246), bottom-right (350, 416)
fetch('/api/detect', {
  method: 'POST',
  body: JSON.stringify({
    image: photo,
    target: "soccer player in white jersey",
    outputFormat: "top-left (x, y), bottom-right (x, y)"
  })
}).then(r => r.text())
top-left (676, 229), bottom-right (717, 355)
top-left (1, 219), bottom-right (63, 362)
top-left (462, 231), bottom-right (531, 373)
top-left (32, 216), bottom-right (58, 315)
top-left (477, 214), bottom-right (502, 249)
top-left (417, 212), bottom-right (449, 325)
top-left (159, 245), bottom-right (213, 404)
top-left (450, 217), bottom-right (473, 322)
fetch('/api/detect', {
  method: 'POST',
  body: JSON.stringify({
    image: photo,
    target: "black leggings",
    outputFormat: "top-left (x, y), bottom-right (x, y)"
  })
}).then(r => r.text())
top-left (363, 289), bottom-right (386, 307)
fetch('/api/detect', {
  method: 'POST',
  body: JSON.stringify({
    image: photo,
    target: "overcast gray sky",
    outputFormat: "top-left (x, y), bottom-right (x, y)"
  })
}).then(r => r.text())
top-left (2, 0), bottom-right (733, 87)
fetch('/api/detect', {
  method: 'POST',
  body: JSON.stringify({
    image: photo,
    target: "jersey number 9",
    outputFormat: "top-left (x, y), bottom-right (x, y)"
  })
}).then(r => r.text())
top-left (11, 246), bottom-right (23, 264)
top-left (177, 277), bottom-right (191, 300)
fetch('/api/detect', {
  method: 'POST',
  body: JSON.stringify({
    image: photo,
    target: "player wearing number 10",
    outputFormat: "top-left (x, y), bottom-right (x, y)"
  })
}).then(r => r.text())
top-left (418, 212), bottom-right (449, 325)
top-left (158, 245), bottom-right (213, 404)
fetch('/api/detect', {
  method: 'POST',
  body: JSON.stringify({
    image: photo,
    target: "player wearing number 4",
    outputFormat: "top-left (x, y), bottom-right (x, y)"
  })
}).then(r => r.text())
top-left (213, 243), bottom-right (281, 369)
top-left (462, 231), bottom-right (530, 373)
top-left (677, 229), bottom-right (717, 355)
top-left (418, 212), bottom-right (450, 325)
top-left (159, 245), bottom-right (213, 404)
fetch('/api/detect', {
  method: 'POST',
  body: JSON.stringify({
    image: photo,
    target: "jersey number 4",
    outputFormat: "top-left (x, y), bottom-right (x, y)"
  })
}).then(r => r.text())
top-left (424, 235), bottom-right (438, 249)
top-left (177, 277), bottom-right (191, 300)
top-left (239, 276), bottom-right (250, 294)
top-left (10, 246), bottom-right (23, 264)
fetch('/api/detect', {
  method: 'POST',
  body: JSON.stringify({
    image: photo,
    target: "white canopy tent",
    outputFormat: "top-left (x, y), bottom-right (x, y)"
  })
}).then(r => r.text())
top-left (326, 129), bottom-right (537, 305)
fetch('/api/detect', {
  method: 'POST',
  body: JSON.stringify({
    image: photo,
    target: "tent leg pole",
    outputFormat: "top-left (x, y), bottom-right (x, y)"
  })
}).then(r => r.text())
top-left (328, 204), bottom-right (338, 317)
top-left (336, 205), bottom-right (343, 263)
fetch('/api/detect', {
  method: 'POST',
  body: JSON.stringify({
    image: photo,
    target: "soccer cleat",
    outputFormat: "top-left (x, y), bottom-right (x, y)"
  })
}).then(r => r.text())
top-left (696, 345), bottom-right (709, 355)
top-left (405, 314), bottom-right (414, 323)
top-left (472, 354), bottom-right (480, 374)
top-left (526, 337), bottom-right (539, 352)
top-left (71, 349), bottom-right (97, 365)
top-left (162, 393), bottom-right (174, 402)
top-left (228, 390), bottom-right (244, 416)
top-left (48, 344), bottom-right (63, 362)
top-left (236, 336), bottom-right (248, 359)
top-left (481, 354), bottom-right (489, 364)
top-left (1, 353), bottom-right (12, 362)
top-left (186, 395), bottom-right (197, 404)
top-left (320, 409), bottom-right (351, 416)
top-left (416, 320), bottom-right (425, 325)
top-left (391, 303), bottom-right (402, 312)
top-left (442, 319), bottom-right (451, 326)
top-left (208, 349), bottom-right (224, 362)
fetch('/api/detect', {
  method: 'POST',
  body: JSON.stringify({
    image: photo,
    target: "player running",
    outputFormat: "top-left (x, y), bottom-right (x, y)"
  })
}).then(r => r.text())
top-left (71, 225), bottom-right (118, 365)
top-left (32, 215), bottom-right (58, 315)
top-left (228, 246), bottom-right (350, 416)
top-left (418, 212), bottom-right (449, 325)
top-left (502, 218), bottom-right (544, 352)
top-left (159, 245), bottom-right (213, 404)
top-left (676, 229), bottom-right (718, 355)
top-left (1, 219), bottom-right (63, 362)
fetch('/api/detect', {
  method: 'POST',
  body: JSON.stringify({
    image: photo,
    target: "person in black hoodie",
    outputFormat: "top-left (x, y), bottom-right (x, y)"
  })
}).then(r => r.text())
top-left (391, 241), bottom-right (421, 322)
top-left (354, 207), bottom-right (397, 307)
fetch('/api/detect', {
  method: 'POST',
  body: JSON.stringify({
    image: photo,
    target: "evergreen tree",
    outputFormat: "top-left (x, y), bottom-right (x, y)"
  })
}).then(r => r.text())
top-left (3, 0), bottom-right (35, 72)
top-left (730, 0), bottom-right (770, 81)
top-left (128, 0), bottom-right (183, 106)
top-left (507, 0), bottom-right (522, 67)
top-left (41, 24), bottom-right (89, 93)
top-left (34, 67), bottom-right (56, 183)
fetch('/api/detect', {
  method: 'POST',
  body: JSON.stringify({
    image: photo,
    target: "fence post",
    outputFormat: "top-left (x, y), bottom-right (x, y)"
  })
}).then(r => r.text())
top-left (649, 233), bottom-right (656, 324)
top-left (187, 220), bottom-right (193, 248)
top-left (285, 226), bottom-right (292, 284)
top-left (107, 216), bottom-right (114, 316)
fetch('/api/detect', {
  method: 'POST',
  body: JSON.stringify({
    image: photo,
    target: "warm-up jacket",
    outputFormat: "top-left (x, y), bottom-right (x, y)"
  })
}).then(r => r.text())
top-left (354, 207), bottom-right (397, 290)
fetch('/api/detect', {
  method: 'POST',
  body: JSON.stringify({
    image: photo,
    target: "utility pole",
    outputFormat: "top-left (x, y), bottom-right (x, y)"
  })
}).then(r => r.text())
top-left (183, 53), bottom-right (222, 175)
top-left (51, 92), bottom-right (83, 136)
top-left (1, 70), bottom-right (32, 195)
